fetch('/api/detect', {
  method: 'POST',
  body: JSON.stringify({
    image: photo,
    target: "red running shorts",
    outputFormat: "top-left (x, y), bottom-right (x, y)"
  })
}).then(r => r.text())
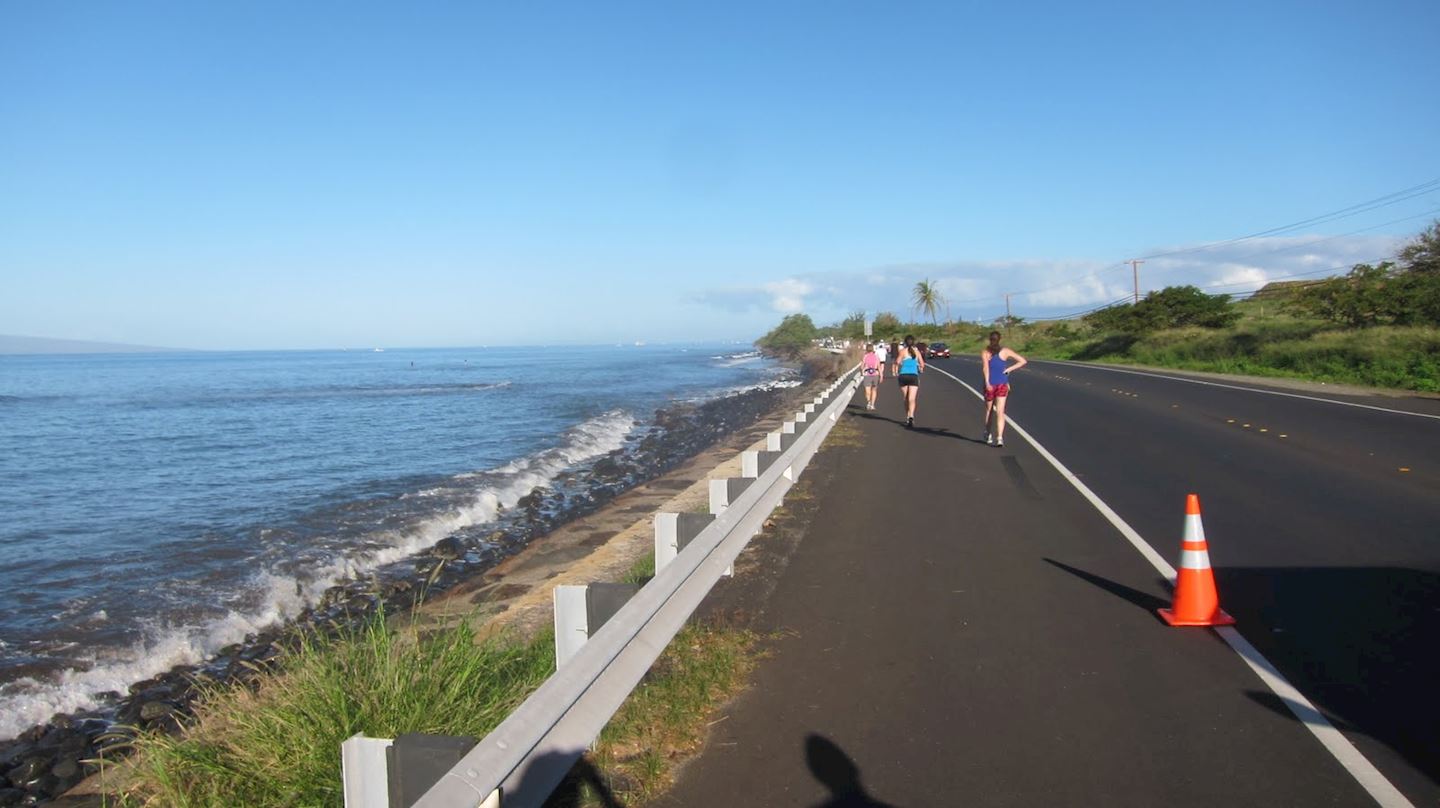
top-left (985, 383), bottom-right (1010, 401)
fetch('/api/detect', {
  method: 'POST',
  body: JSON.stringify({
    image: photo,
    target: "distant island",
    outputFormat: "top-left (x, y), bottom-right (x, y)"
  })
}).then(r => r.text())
top-left (0, 334), bottom-right (183, 355)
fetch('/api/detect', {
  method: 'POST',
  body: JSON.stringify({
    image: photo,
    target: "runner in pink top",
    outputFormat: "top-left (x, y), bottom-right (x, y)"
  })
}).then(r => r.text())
top-left (861, 344), bottom-right (884, 410)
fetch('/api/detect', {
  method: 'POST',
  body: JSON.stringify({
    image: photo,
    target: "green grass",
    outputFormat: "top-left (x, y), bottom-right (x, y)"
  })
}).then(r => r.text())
top-left (622, 552), bottom-right (656, 586)
top-left (113, 546), bottom-right (760, 808)
top-left (552, 621), bottom-right (760, 807)
top-left (115, 614), bottom-right (554, 807)
top-left (1004, 307), bottom-right (1440, 392)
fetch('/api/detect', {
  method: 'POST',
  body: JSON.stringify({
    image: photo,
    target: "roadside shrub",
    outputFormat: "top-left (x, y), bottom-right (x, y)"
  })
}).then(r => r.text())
top-left (1085, 285), bottom-right (1239, 334)
top-left (756, 314), bottom-right (817, 359)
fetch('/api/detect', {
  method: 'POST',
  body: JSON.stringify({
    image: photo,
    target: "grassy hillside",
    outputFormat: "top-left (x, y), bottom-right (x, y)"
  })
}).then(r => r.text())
top-left (988, 299), bottom-right (1440, 393)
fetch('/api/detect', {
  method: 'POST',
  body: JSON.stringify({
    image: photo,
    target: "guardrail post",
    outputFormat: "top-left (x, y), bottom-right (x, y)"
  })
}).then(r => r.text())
top-left (587, 583), bottom-right (641, 634)
top-left (341, 735), bottom-right (393, 808)
top-left (655, 512), bottom-right (718, 573)
top-left (766, 431), bottom-right (782, 452)
top-left (554, 585), bottom-right (589, 669)
top-left (555, 582), bottom-right (643, 668)
top-left (388, 734), bottom-right (479, 808)
top-left (340, 734), bottom-right (501, 808)
top-left (708, 480), bottom-right (738, 576)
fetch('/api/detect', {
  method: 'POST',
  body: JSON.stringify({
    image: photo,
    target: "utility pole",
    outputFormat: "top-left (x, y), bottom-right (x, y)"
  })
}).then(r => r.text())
top-left (1005, 293), bottom-right (1012, 324)
top-left (1128, 259), bottom-right (1146, 304)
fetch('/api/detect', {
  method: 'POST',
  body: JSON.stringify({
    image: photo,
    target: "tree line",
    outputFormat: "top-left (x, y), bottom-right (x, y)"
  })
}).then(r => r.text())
top-left (755, 221), bottom-right (1440, 355)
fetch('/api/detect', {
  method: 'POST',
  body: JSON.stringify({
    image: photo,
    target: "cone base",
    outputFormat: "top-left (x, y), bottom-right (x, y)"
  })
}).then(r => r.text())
top-left (1157, 607), bottom-right (1235, 627)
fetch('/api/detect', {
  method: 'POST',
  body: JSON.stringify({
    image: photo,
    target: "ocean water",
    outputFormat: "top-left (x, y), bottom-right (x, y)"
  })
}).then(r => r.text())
top-left (0, 345), bottom-right (790, 740)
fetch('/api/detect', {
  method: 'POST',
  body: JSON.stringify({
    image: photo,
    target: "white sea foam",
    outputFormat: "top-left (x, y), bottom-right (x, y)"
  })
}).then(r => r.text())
top-left (713, 351), bottom-right (762, 367)
top-left (686, 378), bottom-right (803, 402)
top-left (0, 409), bottom-right (636, 741)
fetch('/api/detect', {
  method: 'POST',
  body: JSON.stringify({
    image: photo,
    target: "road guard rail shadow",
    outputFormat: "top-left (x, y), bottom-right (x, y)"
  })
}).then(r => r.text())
top-left (343, 367), bottom-right (863, 808)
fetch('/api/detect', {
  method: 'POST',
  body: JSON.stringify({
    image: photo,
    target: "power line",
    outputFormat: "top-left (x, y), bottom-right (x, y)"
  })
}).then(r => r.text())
top-left (1136, 178), bottom-right (1440, 261)
top-left (989, 177), bottom-right (1440, 309)
top-left (1139, 207), bottom-right (1440, 282)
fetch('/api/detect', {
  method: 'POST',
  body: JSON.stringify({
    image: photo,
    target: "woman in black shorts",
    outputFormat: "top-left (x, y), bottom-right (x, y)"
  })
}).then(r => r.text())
top-left (892, 335), bottom-right (925, 428)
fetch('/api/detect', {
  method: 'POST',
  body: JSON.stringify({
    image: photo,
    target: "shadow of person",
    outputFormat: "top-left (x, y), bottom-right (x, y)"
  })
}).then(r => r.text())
top-left (805, 733), bottom-right (900, 807)
top-left (528, 751), bottom-right (625, 808)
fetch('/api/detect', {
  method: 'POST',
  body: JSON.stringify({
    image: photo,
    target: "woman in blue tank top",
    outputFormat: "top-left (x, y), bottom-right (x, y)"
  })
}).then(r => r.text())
top-left (982, 330), bottom-right (1027, 446)
top-left (892, 334), bottom-right (925, 428)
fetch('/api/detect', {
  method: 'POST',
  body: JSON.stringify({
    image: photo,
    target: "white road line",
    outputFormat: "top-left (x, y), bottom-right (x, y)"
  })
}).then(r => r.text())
top-left (929, 364), bottom-right (1415, 808)
top-left (1027, 359), bottom-right (1440, 422)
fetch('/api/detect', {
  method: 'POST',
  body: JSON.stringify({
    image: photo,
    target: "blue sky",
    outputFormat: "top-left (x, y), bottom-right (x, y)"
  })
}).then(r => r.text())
top-left (3, 1), bottom-right (1438, 349)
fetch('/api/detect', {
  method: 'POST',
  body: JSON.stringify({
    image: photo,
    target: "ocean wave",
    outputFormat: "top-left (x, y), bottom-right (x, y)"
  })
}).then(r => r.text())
top-left (0, 409), bottom-right (636, 741)
top-left (711, 351), bottom-right (762, 367)
top-left (679, 376), bottom-right (803, 403)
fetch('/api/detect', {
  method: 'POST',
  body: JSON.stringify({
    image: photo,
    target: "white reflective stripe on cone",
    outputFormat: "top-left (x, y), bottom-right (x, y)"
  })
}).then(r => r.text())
top-left (1183, 514), bottom-right (1205, 543)
top-left (1179, 549), bottom-right (1212, 569)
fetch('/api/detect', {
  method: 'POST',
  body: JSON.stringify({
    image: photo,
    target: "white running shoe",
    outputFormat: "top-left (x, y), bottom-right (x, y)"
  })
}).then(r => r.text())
top-left (996, 437), bottom-right (1004, 447)
top-left (984, 431), bottom-right (993, 445)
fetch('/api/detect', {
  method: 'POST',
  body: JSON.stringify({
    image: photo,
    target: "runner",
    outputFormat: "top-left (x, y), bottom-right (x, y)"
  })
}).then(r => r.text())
top-left (982, 330), bottom-right (1027, 446)
top-left (892, 334), bottom-right (925, 428)
top-left (861, 343), bottom-right (884, 410)
top-left (873, 339), bottom-right (888, 377)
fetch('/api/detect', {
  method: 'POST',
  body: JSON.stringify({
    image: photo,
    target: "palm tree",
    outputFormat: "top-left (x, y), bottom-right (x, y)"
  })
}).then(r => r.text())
top-left (912, 279), bottom-right (945, 326)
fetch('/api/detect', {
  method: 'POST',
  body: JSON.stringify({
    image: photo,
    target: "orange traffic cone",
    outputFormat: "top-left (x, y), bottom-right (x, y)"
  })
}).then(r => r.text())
top-left (1157, 494), bottom-right (1235, 627)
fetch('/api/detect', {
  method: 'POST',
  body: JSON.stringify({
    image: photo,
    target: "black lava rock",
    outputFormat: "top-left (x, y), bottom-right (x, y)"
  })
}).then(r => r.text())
top-left (137, 701), bottom-right (176, 723)
top-left (430, 537), bottom-right (463, 560)
top-left (4, 756), bottom-right (50, 789)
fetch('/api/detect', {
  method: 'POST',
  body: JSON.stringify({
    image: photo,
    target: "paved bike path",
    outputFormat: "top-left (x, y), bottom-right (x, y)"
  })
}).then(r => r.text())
top-left (657, 373), bottom-right (1374, 807)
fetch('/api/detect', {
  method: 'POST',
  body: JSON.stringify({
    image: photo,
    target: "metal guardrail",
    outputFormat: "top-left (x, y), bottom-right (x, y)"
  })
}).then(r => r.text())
top-left (355, 366), bottom-right (861, 807)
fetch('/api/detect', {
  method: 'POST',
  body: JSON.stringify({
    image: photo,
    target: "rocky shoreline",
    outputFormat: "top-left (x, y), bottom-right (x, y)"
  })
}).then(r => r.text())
top-left (0, 359), bottom-right (839, 807)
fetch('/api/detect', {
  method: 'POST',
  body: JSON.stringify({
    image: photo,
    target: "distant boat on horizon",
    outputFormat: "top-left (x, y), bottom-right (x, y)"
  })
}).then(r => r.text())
top-left (373, 348), bottom-right (385, 352)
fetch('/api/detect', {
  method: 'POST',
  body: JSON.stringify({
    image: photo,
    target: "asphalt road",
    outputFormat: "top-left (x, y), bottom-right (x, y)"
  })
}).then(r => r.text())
top-left (658, 360), bottom-right (1440, 807)
top-left (935, 355), bottom-right (1440, 805)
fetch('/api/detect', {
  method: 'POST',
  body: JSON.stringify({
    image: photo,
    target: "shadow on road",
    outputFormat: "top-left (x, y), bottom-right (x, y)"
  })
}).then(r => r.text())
top-left (846, 409), bottom-right (989, 444)
top-left (805, 733), bottom-right (900, 808)
top-left (1044, 558), bottom-right (1169, 613)
top-left (1242, 689), bottom-right (1361, 734)
top-left (1044, 558), bottom-right (1440, 799)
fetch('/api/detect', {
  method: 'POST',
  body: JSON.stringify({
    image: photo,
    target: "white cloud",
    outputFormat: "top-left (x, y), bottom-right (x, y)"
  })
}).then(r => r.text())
top-left (762, 279), bottom-right (814, 312)
top-left (692, 233), bottom-right (1408, 325)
